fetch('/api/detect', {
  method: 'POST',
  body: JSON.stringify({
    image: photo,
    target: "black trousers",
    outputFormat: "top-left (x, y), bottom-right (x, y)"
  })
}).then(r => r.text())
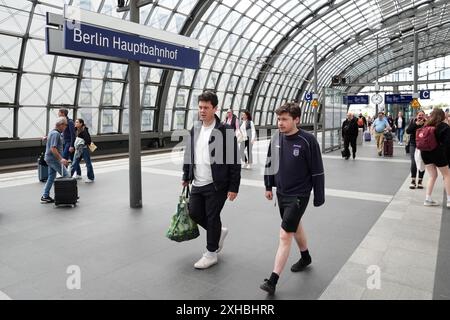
top-left (344, 136), bottom-right (357, 157)
top-left (240, 140), bottom-right (253, 164)
top-left (189, 183), bottom-right (228, 252)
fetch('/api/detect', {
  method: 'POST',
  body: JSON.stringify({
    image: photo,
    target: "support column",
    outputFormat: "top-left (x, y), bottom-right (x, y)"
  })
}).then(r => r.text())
top-left (413, 32), bottom-right (419, 117)
top-left (313, 45), bottom-right (318, 138)
top-left (128, 0), bottom-right (142, 208)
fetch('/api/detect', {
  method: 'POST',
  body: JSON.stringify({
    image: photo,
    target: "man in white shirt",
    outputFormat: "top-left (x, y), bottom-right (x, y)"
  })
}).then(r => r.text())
top-left (182, 91), bottom-right (241, 269)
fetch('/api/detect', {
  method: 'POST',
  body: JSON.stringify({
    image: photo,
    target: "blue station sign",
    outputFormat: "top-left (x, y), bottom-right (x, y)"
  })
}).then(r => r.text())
top-left (64, 21), bottom-right (200, 70)
top-left (304, 92), bottom-right (313, 101)
top-left (420, 90), bottom-right (431, 99)
top-left (385, 94), bottom-right (412, 104)
top-left (344, 95), bottom-right (369, 105)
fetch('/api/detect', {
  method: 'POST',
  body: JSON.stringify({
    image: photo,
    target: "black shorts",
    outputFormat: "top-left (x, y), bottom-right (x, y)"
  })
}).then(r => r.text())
top-left (276, 194), bottom-right (310, 232)
top-left (421, 146), bottom-right (448, 168)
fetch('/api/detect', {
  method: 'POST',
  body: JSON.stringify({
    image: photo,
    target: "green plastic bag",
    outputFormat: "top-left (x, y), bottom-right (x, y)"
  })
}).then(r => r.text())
top-left (166, 186), bottom-right (200, 242)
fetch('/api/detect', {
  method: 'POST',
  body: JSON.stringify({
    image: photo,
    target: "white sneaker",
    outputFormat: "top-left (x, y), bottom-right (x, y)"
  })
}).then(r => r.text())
top-left (72, 174), bottom-right (82, 180)
top-left (424, 199), bottom-right (439, 206)
top-left (194, 252), bottom-right (218, 269)
top-left (84, 179), bottom-right (94, 183)
top-left (447, 201), bottom-right (450, 208)
top-left (216, 227), bottom-right (228, 253)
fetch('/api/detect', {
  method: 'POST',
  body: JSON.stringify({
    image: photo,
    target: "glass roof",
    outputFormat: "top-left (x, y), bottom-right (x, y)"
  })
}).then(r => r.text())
top-left (1, 0), bottom-right (450, 138)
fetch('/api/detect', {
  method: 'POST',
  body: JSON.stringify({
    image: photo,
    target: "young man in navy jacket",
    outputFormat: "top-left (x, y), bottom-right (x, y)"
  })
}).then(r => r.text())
top-left (182, 91), bottom-right (241, 269)
top-left (261, 102), bottom-right (325, 295)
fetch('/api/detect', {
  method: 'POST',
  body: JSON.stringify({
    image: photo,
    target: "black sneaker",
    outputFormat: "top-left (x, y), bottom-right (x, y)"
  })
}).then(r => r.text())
top-left (260, 279), bottom-right (275, 295)
top-left (291, 257), bottom-right (312, 272)
top-left (40, 196), bottom-right (55, 204)
top-left (417, 181), bottom-right (424, 189)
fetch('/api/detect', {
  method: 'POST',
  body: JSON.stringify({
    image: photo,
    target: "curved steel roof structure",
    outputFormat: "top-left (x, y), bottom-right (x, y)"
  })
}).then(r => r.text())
top-left (0, 0), bottom-right (449, 140)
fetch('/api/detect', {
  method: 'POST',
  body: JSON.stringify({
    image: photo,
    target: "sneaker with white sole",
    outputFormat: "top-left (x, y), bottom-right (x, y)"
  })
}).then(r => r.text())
top-left (194, 252), bottom-right (218, 269)
top-left (424, 199), bottom-right (439, 206)
top-left (84, 179), bottom-right (94, 183)
top-left (216, 227), bottom-right (228, 253)
top-left (72, 174), bottom-right (82, 180)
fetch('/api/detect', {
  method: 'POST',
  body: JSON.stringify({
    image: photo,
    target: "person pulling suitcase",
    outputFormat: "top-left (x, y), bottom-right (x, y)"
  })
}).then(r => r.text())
top-left (40, 117), bottom-right (71, 203)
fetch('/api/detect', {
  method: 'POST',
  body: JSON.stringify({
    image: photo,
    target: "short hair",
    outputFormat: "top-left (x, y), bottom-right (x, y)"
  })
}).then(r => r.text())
top-left (55, 116), bottom-right (67, 126)
top-left (275, 102), bottom-right (301, 119)
top-left (59, 108), bottom-right (68, 117)
top-left (198, 91), bottom-right (218, 108)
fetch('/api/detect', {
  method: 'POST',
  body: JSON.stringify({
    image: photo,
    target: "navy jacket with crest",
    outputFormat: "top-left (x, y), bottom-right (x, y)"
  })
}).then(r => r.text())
top-left (264, 129), bottom-right (325, 207)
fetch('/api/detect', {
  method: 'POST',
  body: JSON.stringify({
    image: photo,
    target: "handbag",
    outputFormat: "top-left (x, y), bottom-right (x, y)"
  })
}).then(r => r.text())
top-left (166, 186), bottom-right (200, 242)
top-left (88, 142), bottom-right (97, 152)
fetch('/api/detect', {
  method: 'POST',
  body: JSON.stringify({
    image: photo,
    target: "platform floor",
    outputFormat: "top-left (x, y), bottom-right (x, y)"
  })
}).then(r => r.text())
top-left (0, 137), bottom-right (449, 300)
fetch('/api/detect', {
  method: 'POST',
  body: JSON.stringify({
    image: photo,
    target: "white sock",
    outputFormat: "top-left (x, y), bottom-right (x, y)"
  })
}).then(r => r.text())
top-left (447, 195), bottom-right (450, 202)
top-left (205, 251), bottom-right (217, 258)
top-left (426, 195), bottom-right (432, 201)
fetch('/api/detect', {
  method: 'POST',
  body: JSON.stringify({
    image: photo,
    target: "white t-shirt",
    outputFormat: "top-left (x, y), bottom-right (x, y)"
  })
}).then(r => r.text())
top-left (398, 117), bottom-right (403, 129)
top-left (193, 120), bottom-right (216, 187)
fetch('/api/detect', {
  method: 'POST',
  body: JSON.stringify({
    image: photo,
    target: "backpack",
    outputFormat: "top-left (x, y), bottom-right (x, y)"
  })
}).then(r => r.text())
top-left (357, 117), bottom-right (364, 127)
top-left (416, 126), bottom-right (438, 151)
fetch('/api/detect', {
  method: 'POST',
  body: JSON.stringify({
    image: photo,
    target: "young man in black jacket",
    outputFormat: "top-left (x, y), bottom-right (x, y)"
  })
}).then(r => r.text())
top-left (260, 102), bottom-right (325, 295)
top-left (182, 91), bottom-right (241, 269)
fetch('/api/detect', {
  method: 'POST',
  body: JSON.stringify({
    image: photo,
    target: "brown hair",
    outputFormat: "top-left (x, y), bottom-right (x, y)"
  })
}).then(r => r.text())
top-left (242, 110), bottom-right (252, 121)
top-left (275, 102), bottom-right (301, 119)
top-left (426, 108), bottom-right (445, 127)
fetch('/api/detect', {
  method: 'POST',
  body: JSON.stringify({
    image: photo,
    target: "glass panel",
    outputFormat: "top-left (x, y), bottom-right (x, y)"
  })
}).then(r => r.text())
top-left (110, 63), bottom-right (128, 79)
top-left (163, 109), bottom-right (172, 131)
top-left (51, 77), bottom-right (77, 105)
top-left (0, 107), bottom-right (13, 138)
top-left (141, 109), bottom-right (154, 131)
top-left (79, 79), bottom-right (102, 107)
top-left (178, 0), bottom-right (197, 15)
top-left (83, 60), bottom-right (108, 79)
top-left (102, 82), bottom-right (123, 106)
top-left (0, 0), bottom-right (31, 34)
top-left (18, 107), bottom-right (46, 138)
top-left (166, 86), bottom-right (177, 110)
top-left (0, 72), bottom-right (16, 103)
top-left (30, 4), bottom-right (61, 38)
top-left (186, 109), bottom-right (198, 129)
top-left (149, 68), bottom-right (163, 83)
top-left (55, 56), bottom-right (80, 75)
top-left (20, 74), bottom-right (50, 105)
top-left (148, 6), bottom-right (172, 29)
top-left (122, 109), bottom-right (129, 133)
top-left (165, 13), bottom-right (186, 33)
top-left (173, 110), bottom-right (185, 130)
top-left (176, 89), bottom-right (188, 109)
top-left (23, 39), bottom-right (53, 73)
top-left (0, 35), bottom-right (21, 68)
top-left (100, 109), bottom-right (119, 133)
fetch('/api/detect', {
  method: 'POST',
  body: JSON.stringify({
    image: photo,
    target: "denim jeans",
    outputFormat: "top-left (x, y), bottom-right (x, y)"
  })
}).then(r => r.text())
top-left (397, 128), bottom-right (404, 143)
top-left (70, 147), bottom-right (95, 180)
top-left (42, 157), bottom-right (70, 197)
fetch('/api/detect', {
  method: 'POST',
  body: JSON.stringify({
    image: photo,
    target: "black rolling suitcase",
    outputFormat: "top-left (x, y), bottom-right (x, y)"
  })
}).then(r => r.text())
top-left (54, 164), bottom-right (78, 207)
top-left (38, 152), bottom-right (48, 182)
